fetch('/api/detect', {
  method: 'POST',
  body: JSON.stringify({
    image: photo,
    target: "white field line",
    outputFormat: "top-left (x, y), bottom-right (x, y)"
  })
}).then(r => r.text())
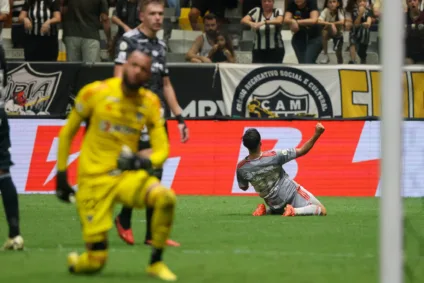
top-left (14, 247), bottom-right (424, 260)
top-left (19, 245), bottom-right (377, 259)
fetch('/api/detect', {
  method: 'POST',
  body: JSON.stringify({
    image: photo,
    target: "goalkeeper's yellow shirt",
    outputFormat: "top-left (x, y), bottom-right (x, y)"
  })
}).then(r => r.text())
top-left (57, 77), bottom-right (169, 178)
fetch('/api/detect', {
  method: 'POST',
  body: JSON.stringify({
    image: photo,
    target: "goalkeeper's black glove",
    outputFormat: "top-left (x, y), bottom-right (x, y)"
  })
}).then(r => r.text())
top-left (117, 146), bottom-right (153, 171)
top-left (176, 114), bottom-right (189, 143)
top-left (55, 170), bottom-right (76, 203)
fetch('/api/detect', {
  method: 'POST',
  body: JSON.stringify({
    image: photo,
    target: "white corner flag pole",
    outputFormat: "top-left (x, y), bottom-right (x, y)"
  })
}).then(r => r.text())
top-left (380, 0), bottom-right (405, 283)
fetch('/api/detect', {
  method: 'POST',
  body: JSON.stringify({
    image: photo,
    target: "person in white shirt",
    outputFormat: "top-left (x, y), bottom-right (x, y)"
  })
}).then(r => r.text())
top-left (318, 0), bottom-right (345, 63)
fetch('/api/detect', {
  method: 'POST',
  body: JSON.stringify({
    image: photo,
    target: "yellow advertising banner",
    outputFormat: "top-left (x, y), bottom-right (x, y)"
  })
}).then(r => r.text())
top-left (339, 68), bottom-right (424, 119)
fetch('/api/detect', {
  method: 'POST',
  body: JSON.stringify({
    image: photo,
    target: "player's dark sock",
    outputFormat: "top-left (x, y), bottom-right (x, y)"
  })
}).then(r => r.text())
top-left (150, 247), bottom-right (163, 264)
top-left (145, 168), bottom-right (163, 243)
top-left (144, 207), bottom-right (153, 242)
top-left (118, 207), bottom-right (133, 230)
top-left (0, 174), bottom-right (20, 238)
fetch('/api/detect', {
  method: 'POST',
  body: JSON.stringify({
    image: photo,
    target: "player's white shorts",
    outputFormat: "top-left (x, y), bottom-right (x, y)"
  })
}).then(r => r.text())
top-left (265, 185), bottom-right (322, 214)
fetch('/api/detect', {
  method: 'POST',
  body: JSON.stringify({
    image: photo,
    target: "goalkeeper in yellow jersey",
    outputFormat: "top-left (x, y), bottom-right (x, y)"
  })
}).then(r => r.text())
top-left (55, 49), bottom-right (177, 281)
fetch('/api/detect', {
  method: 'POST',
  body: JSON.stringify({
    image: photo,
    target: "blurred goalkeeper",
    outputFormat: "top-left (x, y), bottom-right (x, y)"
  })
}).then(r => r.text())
top-left (56, 49), bottom-right (177, 281)
top-left (237, 123), bottom-right (327, 217)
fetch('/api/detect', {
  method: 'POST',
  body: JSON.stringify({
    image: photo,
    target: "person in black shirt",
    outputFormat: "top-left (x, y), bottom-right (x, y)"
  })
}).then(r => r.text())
top-left (405, 0), bottom-right (424, 64)
top-left (114, 0), bottom-right (188, 248)
top-left (189, 0), bottom-right (226, 30)
top-left (284, 0), bottom-right (323, 64)
top-left (0, 52), bottom-right (24, 250)
top-left (112, 0), bottom-right (141, 38)
top-left (18, 0), bottom-right (61, 61)
top-left (110, 0), bottom-right (141, 57)
top-left (12, 0), bottom-right (26, 48)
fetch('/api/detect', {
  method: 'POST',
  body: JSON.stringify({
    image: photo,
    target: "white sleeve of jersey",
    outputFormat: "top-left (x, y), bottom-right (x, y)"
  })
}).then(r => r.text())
top-left (276, 148), bottom-right (297, 165)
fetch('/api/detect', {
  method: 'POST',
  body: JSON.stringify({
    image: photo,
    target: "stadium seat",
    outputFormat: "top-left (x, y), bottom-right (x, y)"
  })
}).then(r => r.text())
top-left (274, 0), bottom-right (285, 9)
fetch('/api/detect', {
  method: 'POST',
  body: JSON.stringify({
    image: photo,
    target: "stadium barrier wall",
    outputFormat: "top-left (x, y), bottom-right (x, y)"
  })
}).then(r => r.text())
top-left (8, 119), bottom-right (424, 197)
top-left (2, 62), bottom-right (424, 119)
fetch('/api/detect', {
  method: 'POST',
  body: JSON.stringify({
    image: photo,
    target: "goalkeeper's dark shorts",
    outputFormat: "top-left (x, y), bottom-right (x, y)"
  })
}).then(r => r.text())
top-left (138, 120), bottom-right (169, 150)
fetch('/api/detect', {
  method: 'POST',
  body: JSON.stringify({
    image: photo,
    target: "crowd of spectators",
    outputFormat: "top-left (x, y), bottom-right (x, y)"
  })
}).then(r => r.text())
top-left (237, 0), bottom-right (424, 64)
top-left (0, 0), bottom-right (422, 64)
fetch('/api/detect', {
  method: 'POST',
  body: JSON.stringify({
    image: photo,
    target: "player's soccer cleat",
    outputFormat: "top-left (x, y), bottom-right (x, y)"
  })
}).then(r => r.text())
top-left (145, 239), bottom-right (181, 247)
top-left (67, 252), bottom-right (79, 273)
top-left (2, 235), bottom-right (24, 251)
top-left (252, 204), bottom-right (267, 216)
top-left (282, 204), bottom-right (295, 217)
top-left (115, 216), bottom-right (135, 245)
top-left (146, 262), bottom-right (177, 281)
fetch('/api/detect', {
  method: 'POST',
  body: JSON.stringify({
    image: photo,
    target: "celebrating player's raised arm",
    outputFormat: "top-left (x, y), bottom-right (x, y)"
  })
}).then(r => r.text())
top-left (295, 123), bottom-right (325, 158)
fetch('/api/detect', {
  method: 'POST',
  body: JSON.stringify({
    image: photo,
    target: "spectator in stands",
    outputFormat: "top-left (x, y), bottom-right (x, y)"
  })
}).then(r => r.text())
top-left (110, 0), bottom-right (141, 58)
top-left (186, 13), bottom-right (218, 63)
top-left (241, 0), bottom-right (284, 63)
top-left (207, 32), bottom-right (236, 63)
top-left (0, 0), bottom-right (9, 32)
top-left (373, 1), bottom-right (409, 62)
top-left (18, 0), bottom-right (61, 61)
top-left (62, 0), bottom-right (111, 62)
top-left (318, 0), bottom-right (349, 10)
top-left (167, 0), bottom-right (180, 17)
top-left (11, 0), bottom-right (25, 48)
top-left (0, 0), bottom-right (9, 69)
top-left (318, 0), bottom-right (345, 64)
top-left (405, 0), bottom-right (424, 64)
top-left (189, 0), bottom-right (226, 30)
top-left (284, 0), bottom-right (323, 64)
top-left (345, 0), bottom-right (372, 64)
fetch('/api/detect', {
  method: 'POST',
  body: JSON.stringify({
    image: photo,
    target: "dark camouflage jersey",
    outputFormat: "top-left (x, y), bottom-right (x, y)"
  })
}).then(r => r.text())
top-left (236, 148), bottom-right (299, 207)
top-left (114, 28), bottom-right (169, 111)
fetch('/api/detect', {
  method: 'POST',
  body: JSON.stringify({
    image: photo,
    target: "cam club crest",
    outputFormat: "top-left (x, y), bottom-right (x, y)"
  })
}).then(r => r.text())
top-left (248, 86), bottom-right (309, 118)
top-left (232, 66), bottom-right (333, 118)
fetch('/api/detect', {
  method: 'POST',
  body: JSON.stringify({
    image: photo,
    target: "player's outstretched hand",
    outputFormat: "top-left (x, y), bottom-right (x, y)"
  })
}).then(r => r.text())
top-left (315, 123), bottom-right (325, 135)
top-left (56, 171), bottom-right (76, 203)
top-left (118, 145), bottom-right (152, 170)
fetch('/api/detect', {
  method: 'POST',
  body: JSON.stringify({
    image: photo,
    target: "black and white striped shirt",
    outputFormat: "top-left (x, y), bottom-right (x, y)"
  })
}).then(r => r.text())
top-left (22, 0), bottom-right (60, 36)
top-left (12, 0), bottom-right (25, 23)
top-left (248, 7), bottom-right (284, 50)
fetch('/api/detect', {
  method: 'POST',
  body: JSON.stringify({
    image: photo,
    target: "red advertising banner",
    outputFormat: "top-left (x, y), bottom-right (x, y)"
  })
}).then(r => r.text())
top-left (25, 125), bottom-right (85, 192)
top-left (15, 120), bottom-right (386, 196)
top-left (165, 120), bottom-right (380, 196)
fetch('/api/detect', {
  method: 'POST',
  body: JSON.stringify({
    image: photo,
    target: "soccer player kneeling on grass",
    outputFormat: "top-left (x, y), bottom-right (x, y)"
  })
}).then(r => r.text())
top-left (55, 49), bottom-right (177, 281)
top-left (237, 123), bottom-right (327, 217)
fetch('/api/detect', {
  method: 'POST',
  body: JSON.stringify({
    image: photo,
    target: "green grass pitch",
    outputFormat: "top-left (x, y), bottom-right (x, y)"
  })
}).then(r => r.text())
top-left (0, 196), bottom-right (423, 283)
